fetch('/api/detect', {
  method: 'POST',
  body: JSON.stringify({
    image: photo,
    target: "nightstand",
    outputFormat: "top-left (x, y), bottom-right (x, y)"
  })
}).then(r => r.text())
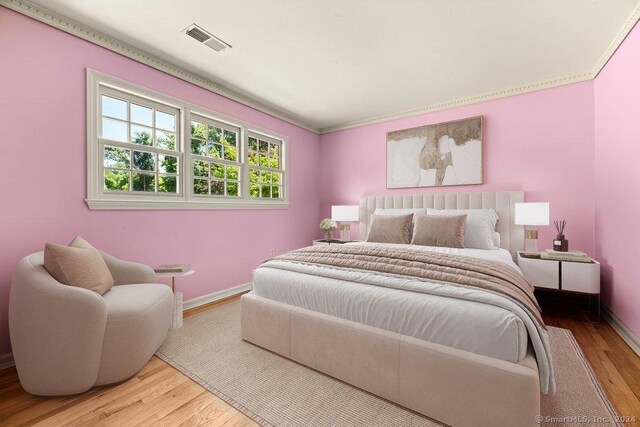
top-left (312, 239), bottom-right (359, 246)
top-left (517, 252), bottom-right (601, 321)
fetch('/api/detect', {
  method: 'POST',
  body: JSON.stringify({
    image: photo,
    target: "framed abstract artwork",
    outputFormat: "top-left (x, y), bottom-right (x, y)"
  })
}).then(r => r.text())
top-left (386, 116), bottom-right (483, 188)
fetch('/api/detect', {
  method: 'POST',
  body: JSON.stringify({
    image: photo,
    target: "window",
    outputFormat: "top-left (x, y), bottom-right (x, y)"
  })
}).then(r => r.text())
top-left (248, 133), bottom-right (284, 199)
top-left (99, 88), bottom-right (181, 195)
top-left (190, 115), bottom-right (242, 198)
top-left (87, 70), bottom-right (287, 209)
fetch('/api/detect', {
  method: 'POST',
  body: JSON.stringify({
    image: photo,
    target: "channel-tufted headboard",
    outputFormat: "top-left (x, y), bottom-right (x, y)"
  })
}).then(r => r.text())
top-left (359, 191), bottom-right (524, 259)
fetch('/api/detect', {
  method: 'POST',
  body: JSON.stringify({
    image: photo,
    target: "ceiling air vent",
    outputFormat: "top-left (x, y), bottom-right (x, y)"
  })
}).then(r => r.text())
top-left (184, 24), bottom-right (231, 52)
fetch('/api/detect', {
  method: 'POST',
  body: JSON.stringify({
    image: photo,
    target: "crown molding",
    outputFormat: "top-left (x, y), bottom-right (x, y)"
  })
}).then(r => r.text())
top-left (3, 0), bottom-right (640, 135)
top-left (0, 0), bottom-right (320, 134)
top-left (319, 72), bottom-right (593, 133)
top-left (591, 2), bottom-right (640, 78)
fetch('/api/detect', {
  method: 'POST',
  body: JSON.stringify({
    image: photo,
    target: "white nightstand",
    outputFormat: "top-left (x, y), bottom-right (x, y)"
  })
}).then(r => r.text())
top-left (517, 252), bottom-right (601, 320)
top-left (312, 239), bottom-right (359, 246)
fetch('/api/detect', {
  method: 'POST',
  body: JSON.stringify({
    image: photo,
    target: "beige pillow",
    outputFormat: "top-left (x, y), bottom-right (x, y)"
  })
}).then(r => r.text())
top-left (44, 237), bottom-right (114, 295)
top-left (69, 235), bottom-right (95, 250)
top-left (366, 214), bottom-right (413, 244)
top-left (411, 214), bottom-right (467, 248)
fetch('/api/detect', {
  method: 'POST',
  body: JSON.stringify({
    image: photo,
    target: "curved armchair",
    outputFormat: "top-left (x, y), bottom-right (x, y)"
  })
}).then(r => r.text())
top-left (9, 251), bottom-right (173, 396)
top-left (100, 251), bottom-right (157, 285)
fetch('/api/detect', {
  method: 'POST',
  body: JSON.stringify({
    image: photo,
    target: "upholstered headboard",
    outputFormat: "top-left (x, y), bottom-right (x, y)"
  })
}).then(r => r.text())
top-left (359, 191), bottom-right (524, 259)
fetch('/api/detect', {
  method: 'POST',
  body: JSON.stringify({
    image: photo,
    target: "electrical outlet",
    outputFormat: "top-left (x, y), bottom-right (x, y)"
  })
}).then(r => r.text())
top-left (270, 248), bottom-right (275, 257)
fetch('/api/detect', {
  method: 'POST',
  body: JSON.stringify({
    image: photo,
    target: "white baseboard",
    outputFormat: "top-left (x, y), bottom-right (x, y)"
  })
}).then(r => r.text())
top-left (0, 352), bottom-right (15, 371)
top-left (182, 283), bottom-right (251, 312)
top-left (603, 306), bottom-right (640, 358)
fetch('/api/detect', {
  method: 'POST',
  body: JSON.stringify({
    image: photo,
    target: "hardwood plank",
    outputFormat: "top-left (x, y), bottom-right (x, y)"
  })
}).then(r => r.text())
top-left (155, 390), bottom-right (254, 426)
top-left (37, 364), bottom-right (181, 426)
top-left (93, 379), bottom-right (206, 426)
top-left (0, 370), bottom-right (21, 389)
top-left (28, 361), bottom-right (175, 426)
top-left (1, 292), bottom-right (639, 426)
top-left (154, 391), bottom-right (222, 425)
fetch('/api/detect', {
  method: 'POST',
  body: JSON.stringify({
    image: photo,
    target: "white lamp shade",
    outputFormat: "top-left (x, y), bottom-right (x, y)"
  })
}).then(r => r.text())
top-left (331, 205), bottom-right (359, 222)
top-left (515, 202), bottom-right (549, 226)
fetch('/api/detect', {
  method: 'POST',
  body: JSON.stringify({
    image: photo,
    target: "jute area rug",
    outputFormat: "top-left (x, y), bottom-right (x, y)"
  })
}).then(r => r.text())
top-left (156, 301), bottom-right (620, 427)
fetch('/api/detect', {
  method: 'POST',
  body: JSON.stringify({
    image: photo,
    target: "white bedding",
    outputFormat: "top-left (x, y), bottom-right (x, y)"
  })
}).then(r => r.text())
top-left (252, 242), bottom-right (529, 363)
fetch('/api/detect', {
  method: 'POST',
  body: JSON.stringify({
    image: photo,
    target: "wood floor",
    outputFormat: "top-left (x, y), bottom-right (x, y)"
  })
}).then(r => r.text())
top-left (538, 291), bottom-right (640, 418)
top-left (1, 292), bottom-right (639, 426)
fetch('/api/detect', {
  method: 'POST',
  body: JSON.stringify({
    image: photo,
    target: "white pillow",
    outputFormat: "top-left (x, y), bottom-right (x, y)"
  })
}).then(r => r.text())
top-left (492, 231), bottom-right (501, 248)
top-left (426, 208), bottom-right (499, 250)
top-left (374, 208), bottom-right (428, 236)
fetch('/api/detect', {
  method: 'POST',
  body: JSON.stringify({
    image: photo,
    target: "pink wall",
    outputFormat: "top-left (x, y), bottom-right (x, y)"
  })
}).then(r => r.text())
top-left (594, 22), bottom-right (640, 337)
top-left (0, 8), bottom-right (321, 354)
top-left (2, 5), bottom-right (636, 356)
top-left (319, 83), bottom-right (596, 255)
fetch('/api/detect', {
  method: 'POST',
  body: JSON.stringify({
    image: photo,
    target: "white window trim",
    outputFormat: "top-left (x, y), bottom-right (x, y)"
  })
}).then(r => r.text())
top-left (86, 69), bottom-right (289, 210)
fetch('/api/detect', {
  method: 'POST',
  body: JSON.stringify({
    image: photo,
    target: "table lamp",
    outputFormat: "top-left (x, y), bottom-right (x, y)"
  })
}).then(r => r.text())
top-left (331, 205), bottom-right (359, 241)
top-left (515, 202), bottom-right (549, 253)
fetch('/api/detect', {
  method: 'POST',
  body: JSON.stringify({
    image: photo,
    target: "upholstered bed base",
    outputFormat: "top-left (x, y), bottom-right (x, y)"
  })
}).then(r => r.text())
top-left (241, 293), bottom-right (540, 427)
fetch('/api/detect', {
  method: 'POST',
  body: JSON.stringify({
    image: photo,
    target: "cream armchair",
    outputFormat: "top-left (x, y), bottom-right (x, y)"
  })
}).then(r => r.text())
top-left (9, 251), bottom-right (173, 396)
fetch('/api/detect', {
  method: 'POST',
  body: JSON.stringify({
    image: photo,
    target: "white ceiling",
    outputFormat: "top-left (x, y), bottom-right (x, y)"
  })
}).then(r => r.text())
top-left (24, 0), bottom-right (640, 131)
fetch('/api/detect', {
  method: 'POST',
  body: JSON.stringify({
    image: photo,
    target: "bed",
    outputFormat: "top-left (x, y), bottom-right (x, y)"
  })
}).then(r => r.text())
top-left (241, 191), bottom-right (550, 427)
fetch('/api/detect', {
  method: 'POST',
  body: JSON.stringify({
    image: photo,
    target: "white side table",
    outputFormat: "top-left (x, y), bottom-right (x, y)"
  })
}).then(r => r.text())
top-left (516, 252), bottom-right (600, 321)
top-left (156, 270), bottom-right (195, 330)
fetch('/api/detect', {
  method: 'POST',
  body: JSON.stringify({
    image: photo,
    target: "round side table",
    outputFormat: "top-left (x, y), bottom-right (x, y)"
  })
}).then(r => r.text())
top-left (156, 270), bottom-right (195, 330)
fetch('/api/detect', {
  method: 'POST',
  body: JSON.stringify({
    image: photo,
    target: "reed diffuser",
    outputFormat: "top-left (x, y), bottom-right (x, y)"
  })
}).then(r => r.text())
top-left (553, 220), bottom-right (569, 252)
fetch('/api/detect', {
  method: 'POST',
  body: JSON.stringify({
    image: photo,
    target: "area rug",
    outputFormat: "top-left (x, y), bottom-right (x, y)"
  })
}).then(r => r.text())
top-left (156, 301), bottom-right (620, 427)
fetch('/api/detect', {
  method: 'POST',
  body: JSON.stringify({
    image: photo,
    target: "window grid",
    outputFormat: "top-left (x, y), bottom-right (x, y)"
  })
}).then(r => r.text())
top-left (98, 89), bottom-right (180, 195)
top-left (103, 146), bottom-right (179, 194)
top-left (190, 115), bottom-right (242, 198)
top-left (192, 159), bottom-right (241, 197)
top-left (248, 134), bottom-right (284, 199)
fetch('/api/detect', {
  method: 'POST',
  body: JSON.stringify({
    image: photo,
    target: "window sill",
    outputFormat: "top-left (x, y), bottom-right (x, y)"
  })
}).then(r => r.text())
top-left (85, 198), bottom-right (289, 210)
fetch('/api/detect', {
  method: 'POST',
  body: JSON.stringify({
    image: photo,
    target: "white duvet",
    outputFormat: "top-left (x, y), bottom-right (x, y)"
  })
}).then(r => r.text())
top-left (251, 242), bottom-right (555, 393)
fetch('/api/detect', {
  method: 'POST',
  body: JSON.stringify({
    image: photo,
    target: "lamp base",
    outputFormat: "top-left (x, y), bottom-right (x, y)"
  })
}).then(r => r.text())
top-left (339, 224), bottom-right (351, 242)
top-left (524, 226), bottom-right (539, 253)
